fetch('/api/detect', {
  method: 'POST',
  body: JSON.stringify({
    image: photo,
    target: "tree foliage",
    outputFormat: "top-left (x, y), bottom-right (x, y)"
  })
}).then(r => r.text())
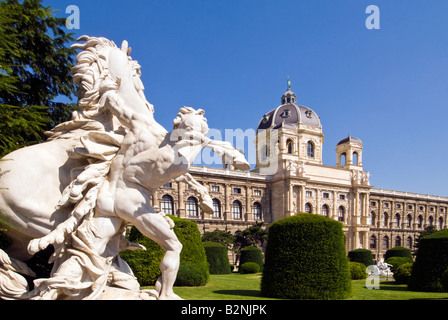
top-left (233, 222), bottom-right (267, 253)
top-left (201, 229), bottom-right (235, 250)
top-left (0, 0), bottom-right (77, 156)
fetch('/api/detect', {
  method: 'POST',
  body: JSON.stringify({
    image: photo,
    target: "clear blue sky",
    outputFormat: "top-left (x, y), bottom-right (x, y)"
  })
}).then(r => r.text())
top-left (45, 0), bottom-right (448, 196)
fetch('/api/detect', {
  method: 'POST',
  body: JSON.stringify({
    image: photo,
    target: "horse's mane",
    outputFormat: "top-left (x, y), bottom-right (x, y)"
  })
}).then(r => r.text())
top-left (46, 35), bottom-right (145, 140)
top-left (28, 36), bottom-right (139, 255)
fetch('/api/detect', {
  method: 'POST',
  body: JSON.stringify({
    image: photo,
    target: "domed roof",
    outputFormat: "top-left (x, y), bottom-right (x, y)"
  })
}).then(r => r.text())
top-left (257, 88), bottom-right (321, 131)
top-left (337, 135), bottom-right (362, 146)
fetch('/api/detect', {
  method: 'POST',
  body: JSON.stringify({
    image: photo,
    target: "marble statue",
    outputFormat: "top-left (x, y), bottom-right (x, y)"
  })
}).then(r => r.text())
top-left (0, 36), bottom-right (249, 300)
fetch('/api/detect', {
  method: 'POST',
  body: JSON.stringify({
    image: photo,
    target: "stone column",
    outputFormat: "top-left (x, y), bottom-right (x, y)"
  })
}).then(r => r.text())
top-left (225, 184), bottom-right (231, 220)
top-left (246, 186), bottom-right (251, 221)
top-left (178, 181), bottom-right (186, 218)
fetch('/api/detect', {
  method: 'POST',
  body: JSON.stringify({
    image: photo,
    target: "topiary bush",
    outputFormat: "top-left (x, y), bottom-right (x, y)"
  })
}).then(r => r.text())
top-left (203, 241), bottom-right (230, 274)
top-left (441, 267), bottom-right (448, 291)
top-left (408, 228), bottom-right (448, 292)
top-left (240, 262), bottom-right (260, 274)
top-left (393, 262), bottom-right (413, 284)
top-left (261, 214), bottom-right (351, 299)
top-left (385, 246), bottom-right (413, 261)
top-left (348, 261), bottom-right (367, 280)
top-left (239, 245), bottom-right (263, 272)
top-left (174, 261), bottom-right (208, 286)
top-left (348, 249), bottom-right (374, 267)
top-left (120, 215), bottom-right (209, 286)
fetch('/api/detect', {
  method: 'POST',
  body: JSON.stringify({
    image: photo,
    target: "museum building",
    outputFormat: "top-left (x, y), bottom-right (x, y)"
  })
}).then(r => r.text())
top-left (152, 86), bottom-right (448, 260)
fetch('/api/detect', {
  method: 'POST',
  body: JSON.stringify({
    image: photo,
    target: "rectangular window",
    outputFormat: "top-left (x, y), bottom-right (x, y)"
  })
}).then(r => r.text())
top-left (211, 185), bottom-right (220, 192)
top-left (254, 189), bottom-right (261, 196)
top-left (306, 191), bottom-right (313, 197)
top-left (233, 187), bottom-right (241, 194)
top-left (322, 192), bottom-right (329, 199)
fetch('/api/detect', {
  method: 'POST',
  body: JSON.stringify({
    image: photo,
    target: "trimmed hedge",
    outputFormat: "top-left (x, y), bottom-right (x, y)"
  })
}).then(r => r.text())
top-left (348, 261), bottom-right (367, 280)
top-left (261, 214), bottom-right (351, 299)
top-left (203, 241), bottom-right (231, 274)
top-left (386, 256), bottom-right (413, 273)
top-left (408, 229), bottom-right (448, 292)
top-left (120, 215), bottom-right (209, 286)
top-left (394, 262), bottom-right (413, 284)
top-left (385, 246), bottom-right (412, 261)
top-left (348, 249), bottom-right (374, 267)
top-left (174, 261), bottom-right (208, 286)
top-left (239, 246), bottom-right (263, 272)
top-left (240, 262), bottom-right (260, 274)
top-left (441, 267), bottom-right (448, 291)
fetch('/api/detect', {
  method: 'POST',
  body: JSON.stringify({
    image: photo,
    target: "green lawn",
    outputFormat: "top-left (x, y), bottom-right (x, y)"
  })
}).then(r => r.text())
top-left (156, 273), bottom-right (448, 300)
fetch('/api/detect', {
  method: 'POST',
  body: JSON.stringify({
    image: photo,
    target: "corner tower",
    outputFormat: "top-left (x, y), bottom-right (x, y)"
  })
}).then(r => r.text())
top-left (336, 135), bottom-right (363, 170)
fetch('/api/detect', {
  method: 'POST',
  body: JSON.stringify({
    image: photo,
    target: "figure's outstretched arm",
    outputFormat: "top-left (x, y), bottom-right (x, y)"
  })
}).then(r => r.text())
top-left (203, 139), bottom-right (250, 171)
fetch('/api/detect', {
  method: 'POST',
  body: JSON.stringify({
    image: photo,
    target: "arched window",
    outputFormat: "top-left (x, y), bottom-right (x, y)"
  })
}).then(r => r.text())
top-left (161, 194), bottom-right (174, 215)
top-left (382, 236), bottom-right (389, 250)
top-left (286, 140), bottom-right (293, 154)
top-left (353, 152), bottom-right (358, 165)
top-left (261, 145), bottom-right (268, 161)
top-left (428, 216), bottom-right (434, 227)
top-left (212, 198), bottom-right (221, 218)
top-left (252, 202), bottom-right (262, 220)
top-left (186, 197), bottom-right (198, 217)
top-left (370, 212), bottom-right (376, 226)
top-left (321, 204), bottom-right (329, 217)
top-left (406, 236), bottom-right (413, 249)
top-left (232, 200), bottom-right (242, 219)
top-left (438, 217), bottom-right (444, 230)
top-left (307, 141), bottom-right (314, 158)
top-left (395, 236), bottom-right (401, 247)
top-left (305, 203), bottom-right (312, 213)
top-left (417, 215), bottom-right (423, 228)
top-left (406, 214), bottom-right (412, 228)
top-left (369, 235), bottom-right (377, 249)
top-left (394, 213), bottom-right (401, 228)
top-left (340, 153), bottom-right (346, 166)
top-left (382, 212), bottom-right (388, 227)
top-left (338, 206), bottom-right (345, 222)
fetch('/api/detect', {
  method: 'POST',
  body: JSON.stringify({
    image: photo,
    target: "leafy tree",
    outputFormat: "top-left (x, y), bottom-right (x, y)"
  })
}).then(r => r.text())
top-left (201, 229), bottom-right (235, 250)
top-left (233, 222), bottom-right (267, 252)
top-left (0, 0), bottom-right (77, 156)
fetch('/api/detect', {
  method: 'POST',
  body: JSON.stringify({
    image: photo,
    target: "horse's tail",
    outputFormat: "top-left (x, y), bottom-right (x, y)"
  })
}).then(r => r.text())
top-left (0, 248), bottom-right (36, 299)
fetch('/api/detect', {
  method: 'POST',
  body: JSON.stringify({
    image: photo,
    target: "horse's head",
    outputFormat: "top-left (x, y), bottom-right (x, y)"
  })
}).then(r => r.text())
top-left (71, 36), bottom-right (153, 123)
top-left (173, 107), bottom-right (209, 137)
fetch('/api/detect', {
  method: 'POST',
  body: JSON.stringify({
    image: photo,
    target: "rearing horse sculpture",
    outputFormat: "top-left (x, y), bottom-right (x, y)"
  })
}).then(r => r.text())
top-left (0, 36), bottom-right (249, 300)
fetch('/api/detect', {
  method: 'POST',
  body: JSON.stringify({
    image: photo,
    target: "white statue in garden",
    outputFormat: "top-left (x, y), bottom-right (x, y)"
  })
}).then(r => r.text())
top-left (0, 36), bottom-right (249, 300)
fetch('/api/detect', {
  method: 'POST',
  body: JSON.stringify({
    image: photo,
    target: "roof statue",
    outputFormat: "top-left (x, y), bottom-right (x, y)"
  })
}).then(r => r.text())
top-left (0, 36), bottom-right (249, 300)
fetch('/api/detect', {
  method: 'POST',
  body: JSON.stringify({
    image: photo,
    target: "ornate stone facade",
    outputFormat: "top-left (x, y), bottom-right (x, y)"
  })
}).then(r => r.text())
top-left (154, 87), bottom-right (448, 260)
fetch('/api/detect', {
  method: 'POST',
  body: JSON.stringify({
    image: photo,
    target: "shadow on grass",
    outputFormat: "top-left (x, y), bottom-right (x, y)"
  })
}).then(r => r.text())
top-left (213, 290), bottom-right (262, 298)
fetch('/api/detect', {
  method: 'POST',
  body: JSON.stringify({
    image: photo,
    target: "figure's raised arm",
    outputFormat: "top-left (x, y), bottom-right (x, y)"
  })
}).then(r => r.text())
top-left (99, 90), bottom-right (138, 129)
